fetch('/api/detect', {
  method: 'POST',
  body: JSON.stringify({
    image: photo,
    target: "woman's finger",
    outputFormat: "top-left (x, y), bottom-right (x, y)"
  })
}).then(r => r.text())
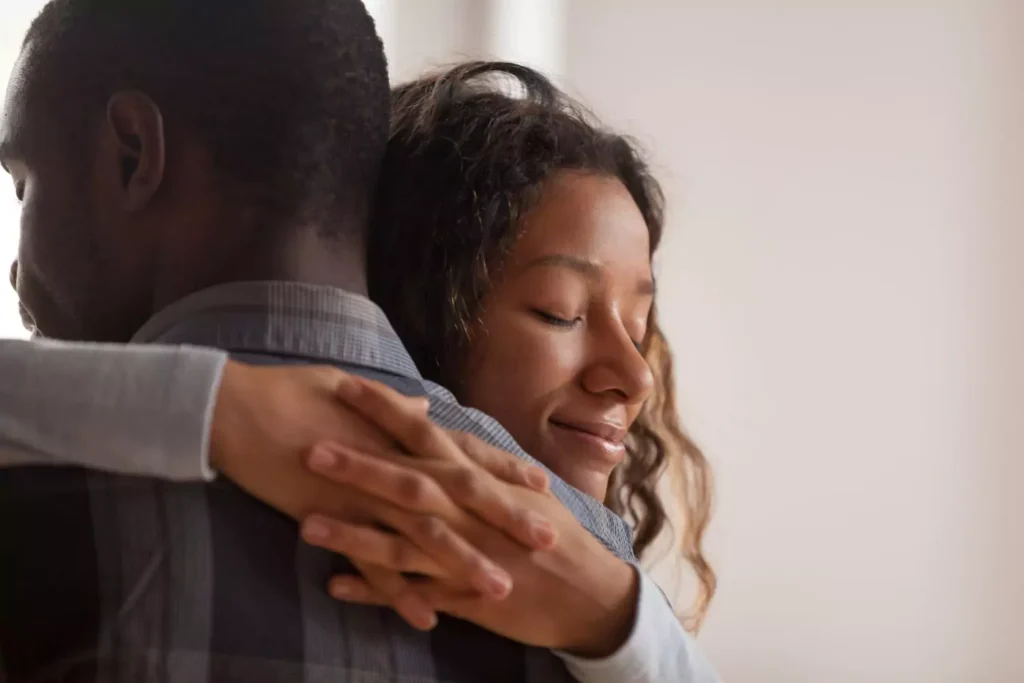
top-left (330, 575), bottom-right (481, 622)
top-left (424, 459), bottom-right (555, 550)
top-left (301, 514), bottom-right (447, 577)
top-left (383, 509), bottom-right (513, 600)
top-left (448, 430), bottom-right (550, 492)
top-left (308, 443), bottom-right (555, 551)
top-left (350, 561), bottom-right (438, 631)
top-left (307, 443), bottom-right (453, 515)
top-left (334, 375), bottom-right (468, 464)
top-left (302, 508), bottom-right (512, 599)
top-left (328, 575), bottom-right (389, 605)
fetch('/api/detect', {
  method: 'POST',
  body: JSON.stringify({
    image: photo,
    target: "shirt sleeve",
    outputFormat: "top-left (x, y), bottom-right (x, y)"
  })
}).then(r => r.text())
top-left (0, 338), bottom-right (226, 481)
top-left (555, 568), bottom-right (721, 683)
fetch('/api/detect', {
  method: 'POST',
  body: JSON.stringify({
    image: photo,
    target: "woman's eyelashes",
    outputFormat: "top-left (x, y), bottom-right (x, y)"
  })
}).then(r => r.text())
top-left (532, 308), bottom-right (647, 351)
top-left (531, 308), bottom-right (581, 329)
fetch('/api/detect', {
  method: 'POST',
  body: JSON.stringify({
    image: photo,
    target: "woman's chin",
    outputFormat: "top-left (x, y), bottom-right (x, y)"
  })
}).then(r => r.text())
top-left (535, 438), bottom-right (616, 502)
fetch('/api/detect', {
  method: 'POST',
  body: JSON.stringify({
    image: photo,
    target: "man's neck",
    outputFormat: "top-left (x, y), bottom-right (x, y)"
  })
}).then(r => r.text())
top-left (272, 229), bottom-right (369, 296)
top-left (149, 227), bottom-right (370, 325)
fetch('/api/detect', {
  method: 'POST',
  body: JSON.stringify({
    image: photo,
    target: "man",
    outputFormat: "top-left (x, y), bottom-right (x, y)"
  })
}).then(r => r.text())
top-left (0, 2), bottom-right (694, 682)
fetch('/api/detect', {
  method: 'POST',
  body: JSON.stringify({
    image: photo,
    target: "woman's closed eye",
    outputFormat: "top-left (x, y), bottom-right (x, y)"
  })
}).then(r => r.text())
top-left (533, 308), bottom-right (646, 350)
top-left (532, 309), bottom-right (581, 329)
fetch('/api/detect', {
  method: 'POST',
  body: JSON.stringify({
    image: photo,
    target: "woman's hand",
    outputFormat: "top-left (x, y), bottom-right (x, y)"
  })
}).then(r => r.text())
top-left (307, 375), bottom-right (640, 656)
top-left (305, 434), bottom-right (639, 655)
top-left (209, 361), bottom-right (556, 628)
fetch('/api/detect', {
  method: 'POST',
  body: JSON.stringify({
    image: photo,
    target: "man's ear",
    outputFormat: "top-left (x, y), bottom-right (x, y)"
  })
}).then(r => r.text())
top-left (105, 91), bottom-right (166, 212)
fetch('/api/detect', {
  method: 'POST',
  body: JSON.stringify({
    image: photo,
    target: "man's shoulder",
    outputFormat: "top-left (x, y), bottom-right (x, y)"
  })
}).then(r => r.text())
top-left (421, 381), bottom-right (533, 459)
top-left (234, 351), bottom-right (497, 446)
top-left (232, 351), bottom-right (636, 561)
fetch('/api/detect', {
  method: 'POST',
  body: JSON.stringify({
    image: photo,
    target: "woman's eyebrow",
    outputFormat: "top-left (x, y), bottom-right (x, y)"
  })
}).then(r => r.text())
top-left (523, 253), bottom-right (602, 279)
top-left (524, 254), bottom-right (655, 295)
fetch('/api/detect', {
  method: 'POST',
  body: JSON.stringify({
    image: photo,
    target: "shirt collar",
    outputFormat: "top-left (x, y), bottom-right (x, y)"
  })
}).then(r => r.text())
top-left (131, 281), bottom-right (421, 379)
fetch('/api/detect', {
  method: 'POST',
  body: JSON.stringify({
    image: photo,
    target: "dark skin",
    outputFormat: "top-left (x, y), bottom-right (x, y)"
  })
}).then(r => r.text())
top-left (301, 172), bottom-right (654, 655)
top-left (1, 45), bottom-right (368, 343)
top-left (1, 48), bottom-right (214, 341)
top-left (459, 171), bottom-right (656, 500)
top-left (1, 42), bottom-right (641, 651)
top-left (0, 41), bottom-right (548, 628)
top-left (306, 378), bottom-right (640, 657)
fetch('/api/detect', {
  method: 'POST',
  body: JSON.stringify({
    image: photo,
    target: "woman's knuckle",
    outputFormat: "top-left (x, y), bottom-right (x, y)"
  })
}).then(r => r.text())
top-left (396, 472), bottom-right (430, 506)
top-left (415, 516), bottom-right (448, 544)
top-left (387, 540), bottom-right (415, 569)
top-left (451, 468), bottom-right (481, 500)
top-left (502, 460), bottom-right (523, 482)
top-left (407, 417), bottom-right (437, 447)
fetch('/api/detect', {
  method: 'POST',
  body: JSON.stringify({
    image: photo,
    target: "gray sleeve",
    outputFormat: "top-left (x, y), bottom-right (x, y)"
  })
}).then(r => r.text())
top-left (0, 339), bottom-right (227, 481)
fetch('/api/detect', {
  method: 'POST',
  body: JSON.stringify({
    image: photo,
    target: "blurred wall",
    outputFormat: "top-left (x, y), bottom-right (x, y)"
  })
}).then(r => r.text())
top-left (373, 1), bottom-right (1024, 681)
top-left (562, 3), bottom-right (1023, 682)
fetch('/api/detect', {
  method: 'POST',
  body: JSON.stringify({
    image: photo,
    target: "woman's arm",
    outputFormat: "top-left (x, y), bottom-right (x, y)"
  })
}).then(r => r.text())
top-left (0, 339), bottom-right (225, 479)
top-left (290, 376), bottom-right (722, 683)
top-left (557, 570), bottom-right (720, 683)
top-left (0, 339), bottom-right (553, 623)
top-left (307, 436), bottom-right (721, 682)
top-left (309, 442), bottom-right (721, 682)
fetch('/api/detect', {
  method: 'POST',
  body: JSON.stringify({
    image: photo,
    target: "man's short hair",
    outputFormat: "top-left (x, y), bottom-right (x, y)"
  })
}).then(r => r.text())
top-left (23, 0), bottom-right (390, 233)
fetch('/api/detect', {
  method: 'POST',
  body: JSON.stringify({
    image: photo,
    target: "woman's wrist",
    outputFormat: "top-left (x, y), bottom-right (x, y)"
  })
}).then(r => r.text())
top-left (560, 556), bottom-right (639, 659)
top-left (208, 359), bottom-right (249, 476)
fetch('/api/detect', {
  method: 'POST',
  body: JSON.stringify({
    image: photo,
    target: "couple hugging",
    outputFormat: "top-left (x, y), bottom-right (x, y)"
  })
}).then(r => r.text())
top-left (0, 1), bottom-right (717, 682)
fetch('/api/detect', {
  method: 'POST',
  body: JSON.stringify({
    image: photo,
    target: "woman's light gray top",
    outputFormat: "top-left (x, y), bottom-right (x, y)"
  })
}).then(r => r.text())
top-left (0, 339), bottom-right (226, 479)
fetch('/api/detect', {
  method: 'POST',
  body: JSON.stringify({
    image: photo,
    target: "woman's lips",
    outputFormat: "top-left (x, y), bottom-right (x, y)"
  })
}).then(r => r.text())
top-left (548, 418), bottom-right (627, 462)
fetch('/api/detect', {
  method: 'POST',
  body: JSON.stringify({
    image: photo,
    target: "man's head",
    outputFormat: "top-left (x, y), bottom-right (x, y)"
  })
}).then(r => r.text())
top-left (0, 0), bottom-right (389, 341)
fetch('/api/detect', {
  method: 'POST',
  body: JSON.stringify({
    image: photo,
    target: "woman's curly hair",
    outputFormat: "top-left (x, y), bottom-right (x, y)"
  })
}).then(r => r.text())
top-left (369, 61), bottom-right (715, 629)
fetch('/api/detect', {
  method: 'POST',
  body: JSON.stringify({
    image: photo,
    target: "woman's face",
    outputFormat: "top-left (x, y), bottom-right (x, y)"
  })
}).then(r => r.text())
top-left (458, 171), bottom-right (655, 500)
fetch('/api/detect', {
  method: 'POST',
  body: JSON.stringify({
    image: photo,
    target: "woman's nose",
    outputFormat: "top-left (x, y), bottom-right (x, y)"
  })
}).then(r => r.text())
top-left (581, 327), bottom-right (654, 405)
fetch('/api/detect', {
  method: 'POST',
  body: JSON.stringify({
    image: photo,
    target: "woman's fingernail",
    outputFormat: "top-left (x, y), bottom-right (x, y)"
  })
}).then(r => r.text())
top-left (330, 580), bottom-right (352, 598)
top-left (335, 375), bottom-right (362, 398)
top-left (308, 448), bottom-right (336, 471)
top-left (531, 521), bottom-right (556, 547)
top-left (526, 467), bottom-right (549, 490)
top-left (302, 518), bottom-right (330, 541)
top-left (398, 593), bottom-right (437, 630)
top-left (485, 567), bottom-right (513, 598)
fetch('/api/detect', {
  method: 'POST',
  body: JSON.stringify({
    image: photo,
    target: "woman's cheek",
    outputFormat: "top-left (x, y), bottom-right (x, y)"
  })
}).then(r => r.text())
top-left (501, 318), bottom-right (581, 382)
top-left (465, 318), bottom-right (577, 407)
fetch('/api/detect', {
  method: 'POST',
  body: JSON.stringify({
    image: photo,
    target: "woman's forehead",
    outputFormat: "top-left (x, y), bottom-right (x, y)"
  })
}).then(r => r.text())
top-left (511, 172), bottom-right (652, 271)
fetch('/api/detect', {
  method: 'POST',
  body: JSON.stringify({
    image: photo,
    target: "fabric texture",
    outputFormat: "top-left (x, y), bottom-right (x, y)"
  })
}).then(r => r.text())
top-left (0, 281), bottom-right (636, 683)
top-left (0, 339), bottom-right (226, 479)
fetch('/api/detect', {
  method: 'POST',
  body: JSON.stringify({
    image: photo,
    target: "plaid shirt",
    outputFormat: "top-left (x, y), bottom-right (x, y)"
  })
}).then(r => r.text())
top-left (0, 281), bottom-right (636, 683)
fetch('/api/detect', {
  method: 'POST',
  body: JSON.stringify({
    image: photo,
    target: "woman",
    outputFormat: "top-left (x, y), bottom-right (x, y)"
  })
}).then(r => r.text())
top-left (0, 61), bottom-right (715, 678)
top-left (366, 63), bottom-right (714, 626)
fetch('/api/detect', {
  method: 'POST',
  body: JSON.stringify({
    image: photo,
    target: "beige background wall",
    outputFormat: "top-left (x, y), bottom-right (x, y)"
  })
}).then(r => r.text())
top-left (366, 2), bottom-right (1024, 681)
top-left (0, 2), bottom-right (1020, 681)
